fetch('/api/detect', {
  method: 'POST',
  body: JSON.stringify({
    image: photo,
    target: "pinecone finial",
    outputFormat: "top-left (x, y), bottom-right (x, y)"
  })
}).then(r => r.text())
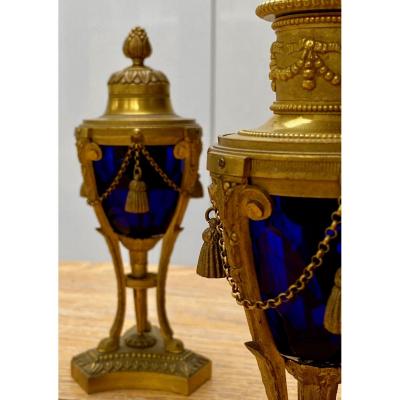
top-left (123, 27), bottom-right (152, 66)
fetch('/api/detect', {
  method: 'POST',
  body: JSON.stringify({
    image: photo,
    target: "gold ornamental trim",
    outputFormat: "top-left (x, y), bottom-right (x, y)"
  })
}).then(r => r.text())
top-left (270, 102), bottom-right (341, 113)
top-left (240, 129), bottom-right (340, 140)
top-left (76, 125), bottom-right (201, 147)
top-left (71, 327), bottom-right (211, 395)
top-left (109, 68), bottom-right (168, 85)
top-left (272, 15), bottom-right (341, 30)
top-left (256, 0), bottom-right (341, 20)
top-left (74, 348), bottom-right (209, 379)
top-left (250, 158), bottom-right (340, 179)
top-left (208, 148), bottom-right (340, 181)
top-left (270, 38), bottom-right (341, 92)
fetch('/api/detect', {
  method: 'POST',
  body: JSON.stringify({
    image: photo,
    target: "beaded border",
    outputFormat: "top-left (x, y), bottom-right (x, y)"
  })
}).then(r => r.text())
top-left (272, 15), bottom-right (341, 30)
top-left (256, 0), bottom-right (341, 19)
top-left (270, 103), bottom-right (341, 113)
top-left (240, 130), bottom-right (341, 139)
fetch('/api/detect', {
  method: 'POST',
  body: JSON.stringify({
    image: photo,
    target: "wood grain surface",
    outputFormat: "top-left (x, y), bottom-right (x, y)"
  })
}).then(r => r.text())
top-left (60, 262), bottom-right (341, 400)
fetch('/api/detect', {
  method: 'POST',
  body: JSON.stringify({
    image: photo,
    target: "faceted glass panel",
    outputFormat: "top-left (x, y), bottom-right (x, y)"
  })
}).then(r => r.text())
top-left (93, 145), bottom-right (183, 238)
top-left (250, 196), bottom-right (341, 367)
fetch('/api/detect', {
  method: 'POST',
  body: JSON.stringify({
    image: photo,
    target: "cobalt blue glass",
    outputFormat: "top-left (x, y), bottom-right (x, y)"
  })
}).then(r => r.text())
top-left (249, 196), bottom-right (341, 367)
top-left (93, 145), bottom-right (183, 238)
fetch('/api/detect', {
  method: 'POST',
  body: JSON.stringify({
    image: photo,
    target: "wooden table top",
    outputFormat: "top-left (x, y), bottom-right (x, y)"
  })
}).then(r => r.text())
top-left (60, 262), bottom-right (341, 400)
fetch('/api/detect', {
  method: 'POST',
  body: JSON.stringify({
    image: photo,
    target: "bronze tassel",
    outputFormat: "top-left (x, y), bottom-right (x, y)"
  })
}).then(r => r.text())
top-left (324, 268), bottom-right (341, 335)
top-left (125, 146), bottom-right (149, 214)
top-left (196, 209), bottom-right (225, 279)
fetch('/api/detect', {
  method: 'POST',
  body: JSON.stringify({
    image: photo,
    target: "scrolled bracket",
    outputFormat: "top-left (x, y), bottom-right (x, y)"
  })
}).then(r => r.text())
top-left (210, 178), bottom-right (273, 223)
top-left (240, 186), bottom-right (273, 221)
top-left (83, 142), bottom-right (102, 162)
top-left (173, 139), bottom-right (190, 160)
top-left (174, 131), bottom-right (203, 198)
top-left (76, 138), bottom-right (102, 203)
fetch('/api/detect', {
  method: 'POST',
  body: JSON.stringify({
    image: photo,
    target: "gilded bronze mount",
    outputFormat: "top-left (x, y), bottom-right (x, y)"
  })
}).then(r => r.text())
top-left (72, 27), bottom-right (210, 395)
top-left (204, 1), bottom-right (341, 399)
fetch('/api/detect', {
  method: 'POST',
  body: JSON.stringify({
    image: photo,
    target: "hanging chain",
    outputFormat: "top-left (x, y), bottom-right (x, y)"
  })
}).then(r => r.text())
top-left (140, 146), bottom-right (182, 193)
top-left (133, 145), bottom-right (142, 180)
top-left (88, 144), bottom-right (135, 206)
top-left (88, 143), bottom-right (181, 206)
top-left (215, 199), bottom-right (341, 310)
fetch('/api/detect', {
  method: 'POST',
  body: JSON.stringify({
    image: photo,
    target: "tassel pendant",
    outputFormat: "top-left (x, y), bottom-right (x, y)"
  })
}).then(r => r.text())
top-left (196, 208), bottom-right (225, 278)
top-left (125, 146), bottom-right (149, 214)
top-left (324, 268), bottom-right (341, 335)
top-left (125, 178), bottom-right (149, 213)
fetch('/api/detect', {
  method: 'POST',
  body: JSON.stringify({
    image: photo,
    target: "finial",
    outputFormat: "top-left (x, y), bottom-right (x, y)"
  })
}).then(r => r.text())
top-left (123, 27), bottom-right (152, 67)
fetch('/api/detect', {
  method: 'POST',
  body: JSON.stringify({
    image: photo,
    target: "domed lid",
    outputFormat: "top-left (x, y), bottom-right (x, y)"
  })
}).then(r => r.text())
top-left (104, 27), bottom-right (175, 117)
top-left (77, 26), bottom-right (200, 145)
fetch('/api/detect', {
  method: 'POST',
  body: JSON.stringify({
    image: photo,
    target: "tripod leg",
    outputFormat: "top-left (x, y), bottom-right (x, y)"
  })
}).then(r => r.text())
top-left (97, 233), bottom-right (126, 353)
top-left (157, 195), bottom-right (189, 353)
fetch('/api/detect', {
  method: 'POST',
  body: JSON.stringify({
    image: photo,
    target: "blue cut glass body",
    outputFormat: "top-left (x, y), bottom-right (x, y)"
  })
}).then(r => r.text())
top-left (250, 196), bottom-right (341, 367)
top-left (93, 145), bottom-right (183, 238)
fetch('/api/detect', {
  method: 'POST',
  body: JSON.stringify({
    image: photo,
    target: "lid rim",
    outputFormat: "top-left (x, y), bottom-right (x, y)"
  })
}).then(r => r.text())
top-left (256, 0), bottom-right (341, 21)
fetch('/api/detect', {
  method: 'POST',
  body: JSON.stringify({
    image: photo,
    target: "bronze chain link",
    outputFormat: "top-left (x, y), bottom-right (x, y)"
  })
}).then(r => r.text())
top-left (88, 143), bottom-right (181, 206)
top-left (88, 145), bottom-right (135, 206)
top-left (132, 145), bottom-right (142, 180)
top-left (214, 199), bottom-right (341, 310)
top-left (141, 146), bottom-right (182, 193)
